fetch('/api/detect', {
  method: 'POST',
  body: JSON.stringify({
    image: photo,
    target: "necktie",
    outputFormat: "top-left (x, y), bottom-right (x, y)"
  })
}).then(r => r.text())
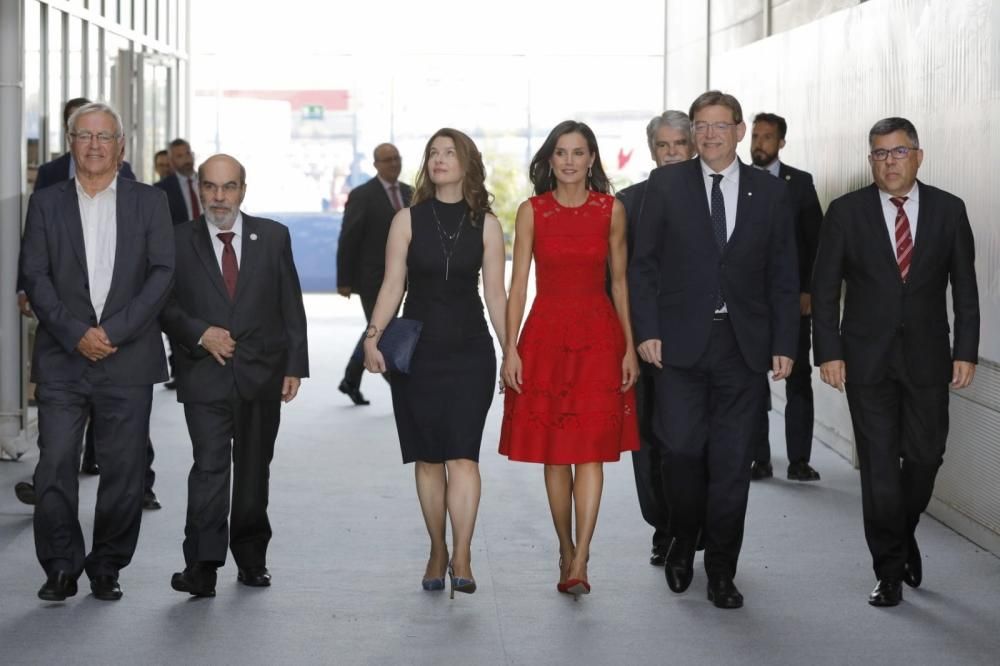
top-left (388, 183), bottom-right (402, 211)
top-left (710, 174), bottom-right (727, 308)
top-left (217, 232), bottom-right (238, 299)
top-left (188, 176), bottom-right (202, 219)
top-left (890, 196), bottom-right (912, 281)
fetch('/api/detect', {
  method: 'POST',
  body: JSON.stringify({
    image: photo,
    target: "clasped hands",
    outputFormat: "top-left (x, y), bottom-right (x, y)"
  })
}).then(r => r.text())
top-left (77, 327), bottom-right (117, 361)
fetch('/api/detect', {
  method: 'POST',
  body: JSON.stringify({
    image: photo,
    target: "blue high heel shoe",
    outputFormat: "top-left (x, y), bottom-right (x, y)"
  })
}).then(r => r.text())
top-left (448, 562), bottom-right (476, 599)
top-left (422, 576), bottom-right (445, 591)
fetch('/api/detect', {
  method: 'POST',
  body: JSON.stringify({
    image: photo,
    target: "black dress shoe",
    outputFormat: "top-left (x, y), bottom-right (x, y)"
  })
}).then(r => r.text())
top-left (237, 567), bottom-right (272, 587)
top-left (142, 490), bottom-right (162, 510)
top-left (164, 380), bottom-right (177, 390)
top-left (707, 577), bottom-right (744, 609)
top-left (664, 538), bottom-right (696, 593)
top-left (15, 481), bottom-right (36, 506)
top-left (903, 536), bottom-right (922, 588)
top-left (38, 571), bottom-right (78, 601)
top-left (868, 579), bottom-right (902, 607)
top-left (649, 546), bottom-right (667, 567)
top-left (338, 380), bottom-right (370, 406)
top-left (80, 460), bottom-right (100, 475)
top-left (787, 460), bottom-right (821, 481)
top-left (90, 575), bottom-right (123, 601)
top-left (171, 564), bottom-right (217, 597)
top-left (750, 461), bottom-right (773, 480)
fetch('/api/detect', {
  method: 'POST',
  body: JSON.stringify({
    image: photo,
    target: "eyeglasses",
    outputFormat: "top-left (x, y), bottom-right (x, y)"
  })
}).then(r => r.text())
top-left (70, 131), bottom-right (120, 144)
top-left (375, 155), bottom-right (401, 163)
top-left (870, 146), bottom-right (917, 161)
top-left (693, 122), bottom-right (738, 134)
top-left (200, 181), bottom-right (242, 194)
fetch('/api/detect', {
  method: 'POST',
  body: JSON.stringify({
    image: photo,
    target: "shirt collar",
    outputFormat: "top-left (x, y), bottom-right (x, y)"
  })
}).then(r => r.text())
top-left (376, 175), bottom-right (398, 190)
top-left (75, 175), bottom-right (118, 200)
top-left (878, 181), bottom-right (919, 205)
top-left (754, 159), bottom-right (781, 178)
top-left (212, 212), bottom-right (244, 237)
top-left (700, 156), bottom-right (740, 181)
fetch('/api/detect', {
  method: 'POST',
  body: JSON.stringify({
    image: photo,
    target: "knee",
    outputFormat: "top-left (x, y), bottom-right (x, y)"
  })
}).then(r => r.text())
top-left (445, 459), bottom-right (479, 476)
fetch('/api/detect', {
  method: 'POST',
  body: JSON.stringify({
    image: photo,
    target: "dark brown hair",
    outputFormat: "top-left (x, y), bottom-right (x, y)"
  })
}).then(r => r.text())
top-left (529, 120), bottom-right (611, 196)
top-left (411, 128), bottom-right (493, 226)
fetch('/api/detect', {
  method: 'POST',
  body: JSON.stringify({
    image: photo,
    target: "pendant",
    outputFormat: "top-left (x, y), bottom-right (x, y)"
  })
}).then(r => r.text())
top-left (446, 257), bottom-right (450, 281)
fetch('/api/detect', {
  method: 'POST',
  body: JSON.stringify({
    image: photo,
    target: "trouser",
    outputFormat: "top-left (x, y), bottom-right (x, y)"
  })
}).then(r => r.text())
top-left (342, 291), bottom-right (378, 389)
top-left (83, 413), bottom-right (157, 492)
top-left (754, 315), bottom-right (814, 464)
top-left (630, 368), bottom-right (671, 550)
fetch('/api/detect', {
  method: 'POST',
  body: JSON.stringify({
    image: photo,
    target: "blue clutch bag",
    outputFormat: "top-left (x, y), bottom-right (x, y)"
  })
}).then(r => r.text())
top-left (350, 318), bottom-right (423, 374)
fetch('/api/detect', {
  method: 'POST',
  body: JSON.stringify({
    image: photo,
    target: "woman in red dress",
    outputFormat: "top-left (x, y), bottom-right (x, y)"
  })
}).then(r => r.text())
top-left (500, 120), bottom-right (639, 595)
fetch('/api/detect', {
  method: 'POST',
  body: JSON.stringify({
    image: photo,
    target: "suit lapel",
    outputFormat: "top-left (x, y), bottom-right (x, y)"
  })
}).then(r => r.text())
top-left (192, 217), bottom-right (231, 302)
top-left (62, 180), bottom-right (90, 277)
top-left (401, 183), bottom-right (413, 207)
top-left (906, 181), bottom-right (932, 281)
top-left (726, 162), bottom-right (755, 252)
top-left (865, 184), bottom-right (902, 277)
top-left (103, 177), bottom-right (133, 310)
top-left (233, 214), bottom-right (260, 304)
top-left (683, 162), bottom-right (716, 250)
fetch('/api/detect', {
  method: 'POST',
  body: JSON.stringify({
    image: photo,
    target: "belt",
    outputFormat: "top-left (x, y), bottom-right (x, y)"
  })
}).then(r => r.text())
top-left (712, 312), bottom-right (729, 321)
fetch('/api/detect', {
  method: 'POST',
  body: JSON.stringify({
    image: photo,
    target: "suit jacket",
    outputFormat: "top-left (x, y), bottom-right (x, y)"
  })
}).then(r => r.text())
top-left (153, 173), bottom-right (195, 224)
top-left (617, 180), bottom-right (647, 263)
top-left (19, 177), bottom-right (174, 385)
top-left (628, 159), bottom-right (800, 374)
top-left (811, 181), bottom-right (979, 386)
top-left (161, 214), bottom-right (310, 403)
top-left (777, 163), bottom-right (824, 293)
top-left (34, 153), bottom-right (136, 191)
top-left (336, 177), bottom-right (413, 298)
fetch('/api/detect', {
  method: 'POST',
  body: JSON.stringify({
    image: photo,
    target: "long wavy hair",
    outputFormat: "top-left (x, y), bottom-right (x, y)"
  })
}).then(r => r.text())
top-left (529, 120), bottom-right (611, 196)
top-left (411, 128), bottom-right (493, 226)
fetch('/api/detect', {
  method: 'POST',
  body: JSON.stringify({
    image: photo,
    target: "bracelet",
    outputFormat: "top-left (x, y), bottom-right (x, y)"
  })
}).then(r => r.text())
top-left (365, 324), bottom-right (380, 339)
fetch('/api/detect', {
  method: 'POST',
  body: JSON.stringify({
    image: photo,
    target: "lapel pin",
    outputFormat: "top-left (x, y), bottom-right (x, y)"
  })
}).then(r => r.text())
top-left (747, 191), bottom-right (753, 197)
top-left (250, 233), bottom-right (258, 241)
top-left (785, 174), bottom-right (791, 181)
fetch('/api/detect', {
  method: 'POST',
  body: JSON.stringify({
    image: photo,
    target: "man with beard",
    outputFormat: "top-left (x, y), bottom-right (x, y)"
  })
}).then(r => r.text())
top-left (162, 154), bottom-right (308, 597)
top-left (619, 110), bottom-right (695, 567)
top-left (154, 149), bottom-right (173, 181)
top-left (154, 138), bottom-right (200, 224)
top-left (748, 113), bottom-right (824, 482)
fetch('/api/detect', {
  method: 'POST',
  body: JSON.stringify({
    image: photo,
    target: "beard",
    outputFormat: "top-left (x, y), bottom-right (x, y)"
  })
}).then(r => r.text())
top-left (751, 149), bottom-right (777, 167)
top-left (205, 206), bottom-right (237, 229)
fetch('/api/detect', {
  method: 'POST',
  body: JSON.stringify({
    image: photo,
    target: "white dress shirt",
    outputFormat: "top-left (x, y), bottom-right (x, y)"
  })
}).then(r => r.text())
top-left (701, 156), bottom-right (740, 243)
top-left (208, 213), bottom-right (243, 271)
top-left (76, 178), bottom-right (118, 320)
top-left (878, 182), bottom-right (920, 247)
top-left (176, 172), bottom-right (200, 220)
top-left (377, 175), bottom-right (403, 209)
top-left (756, 158), bottom-right (781, 179)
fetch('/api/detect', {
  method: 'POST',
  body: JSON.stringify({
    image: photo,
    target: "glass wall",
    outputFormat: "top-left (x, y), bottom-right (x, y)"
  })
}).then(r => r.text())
top-left (25, 0), bottom-right (189, 183)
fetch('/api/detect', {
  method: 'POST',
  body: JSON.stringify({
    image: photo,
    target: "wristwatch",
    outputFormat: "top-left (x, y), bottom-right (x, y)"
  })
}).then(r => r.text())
top-left (365, 324), bottom-right (379, 339)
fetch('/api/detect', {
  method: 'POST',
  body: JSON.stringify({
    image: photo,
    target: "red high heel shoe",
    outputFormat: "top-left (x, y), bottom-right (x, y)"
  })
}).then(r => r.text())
top-left (564, 578), bottom-right (591, 595)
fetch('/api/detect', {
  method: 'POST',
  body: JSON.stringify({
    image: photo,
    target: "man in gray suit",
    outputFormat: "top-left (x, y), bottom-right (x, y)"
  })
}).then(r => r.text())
top-left (19, 103), bottom-right (174, 602)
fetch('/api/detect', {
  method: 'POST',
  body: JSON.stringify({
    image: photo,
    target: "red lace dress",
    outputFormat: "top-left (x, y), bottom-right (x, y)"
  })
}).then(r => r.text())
top-left (499, 191), bottom-right (639, 464)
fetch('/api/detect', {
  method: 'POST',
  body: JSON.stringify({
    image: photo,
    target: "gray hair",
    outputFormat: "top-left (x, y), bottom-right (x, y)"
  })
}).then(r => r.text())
top-left (646, 110), bottom-right (692, 154)
top-left (868, 117), bottom-right (919, 149)
top-left (66, 102), bottom-right (125, 141)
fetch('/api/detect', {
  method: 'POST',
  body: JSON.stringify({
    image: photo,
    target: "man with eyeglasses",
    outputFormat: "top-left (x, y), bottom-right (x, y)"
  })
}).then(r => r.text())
top-left (629, 90), bottom-right (799, 609)
top-left (162, 154), bottom-right (308, 597)
top-left (748, 112), bottom-right (825, 484)
top-left (336, 143), bottom-right (412, 405)
top-left (20, 102), bottom-right (174, 602)
top-left (618, 110), bottom-right (696, 568)
top-left (812, 117), bottom-right (979, 607)
top-left (154, 138), bottom-right (200, 225)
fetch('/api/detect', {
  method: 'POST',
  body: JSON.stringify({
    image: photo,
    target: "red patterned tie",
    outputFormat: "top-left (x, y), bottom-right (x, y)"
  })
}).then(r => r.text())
top-left (188, 176), bottom-right (202, 219)
top-left (890, 196), bottom-right (912, 281)
top-left (388, 183), bottom-right (402, 211)
top-left (217, 232), bottom-right (238, 298)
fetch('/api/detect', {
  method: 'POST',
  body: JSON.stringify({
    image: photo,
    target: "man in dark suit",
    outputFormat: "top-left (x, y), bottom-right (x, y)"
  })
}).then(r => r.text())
top-left (16, 97), bottom-right (159, 508)
top-left (336, 143), bottom-right (412, 405)
top-left (163, 154), bottom-right (308, 597)
top-left (154, 138), bottom-right (199, 225)
top-left (20, 102), bottom-right (174, 602)
top-left (748, 112), bottom-right (825, 482)
top-left (812, 117), bottom-right (979, 607)
top-left (618, 110), bottom-right (695, 567)
top-left (629, 90), bottom-right (799, 609)
top-left (34, 98), bottom-right (137, 191)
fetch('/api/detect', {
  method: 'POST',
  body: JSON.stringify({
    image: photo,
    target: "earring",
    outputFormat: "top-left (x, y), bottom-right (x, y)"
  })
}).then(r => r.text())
top-left (548, 165), bottom-right (553, 177)
top-left (587, 165), bottom-right (593, 179)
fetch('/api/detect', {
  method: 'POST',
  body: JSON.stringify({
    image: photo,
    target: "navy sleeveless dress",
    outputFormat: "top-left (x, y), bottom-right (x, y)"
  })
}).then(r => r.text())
top-left (389, 198), bottom-right (496, 463)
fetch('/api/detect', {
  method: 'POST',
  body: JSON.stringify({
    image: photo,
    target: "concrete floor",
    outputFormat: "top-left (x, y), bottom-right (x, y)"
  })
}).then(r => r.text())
top-left (1, 295), bottom-right (998, 666)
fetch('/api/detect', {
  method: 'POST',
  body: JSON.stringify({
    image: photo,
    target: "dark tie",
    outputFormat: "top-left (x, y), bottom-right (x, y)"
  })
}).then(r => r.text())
top-left (710, 174), bottom-right (727, 308)
top-left (388, 183), bottom-right (402, 211)
top-left (217, 232), bottom-right (238, 299)
top-left (889, 196), bottom-right (912, 282)
top-left (188, 176), bottom-right (201, 219)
